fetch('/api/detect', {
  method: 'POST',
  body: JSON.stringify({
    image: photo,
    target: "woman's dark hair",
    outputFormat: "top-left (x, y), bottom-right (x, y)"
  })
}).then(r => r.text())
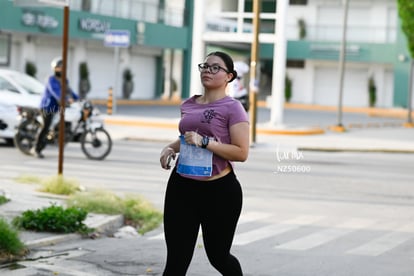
top-left (206, 51), bottom-right (238, 82)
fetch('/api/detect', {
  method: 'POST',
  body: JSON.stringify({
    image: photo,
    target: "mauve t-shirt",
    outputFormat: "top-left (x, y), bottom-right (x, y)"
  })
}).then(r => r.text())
top-left (178, 95), bottom-right (249, 179)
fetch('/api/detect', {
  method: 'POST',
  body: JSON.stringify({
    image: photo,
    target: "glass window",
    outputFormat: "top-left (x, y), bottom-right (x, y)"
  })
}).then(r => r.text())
top-left (290, 0), bottom-right (308, 5)
top-left (0, 77), bottom-right (19, 93)
top-left (287, 60), bottom-right (305, 68)
top-left (7, 72), bottom-right (44, 95)
top-left (0, 34), bottom-right (10, 66)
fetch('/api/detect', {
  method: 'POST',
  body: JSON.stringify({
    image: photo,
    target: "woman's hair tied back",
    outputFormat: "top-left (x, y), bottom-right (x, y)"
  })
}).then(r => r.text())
top-left (206, 51), bottom-right (238, 82)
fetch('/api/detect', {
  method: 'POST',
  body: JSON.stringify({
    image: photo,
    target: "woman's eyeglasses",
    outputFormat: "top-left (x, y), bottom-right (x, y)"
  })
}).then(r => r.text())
top-left (198, 63), bottom-right (229, 74)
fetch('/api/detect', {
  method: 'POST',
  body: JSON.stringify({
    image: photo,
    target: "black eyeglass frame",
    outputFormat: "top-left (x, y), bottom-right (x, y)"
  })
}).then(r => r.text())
top-left (198, 63), bottom-right (230, 74)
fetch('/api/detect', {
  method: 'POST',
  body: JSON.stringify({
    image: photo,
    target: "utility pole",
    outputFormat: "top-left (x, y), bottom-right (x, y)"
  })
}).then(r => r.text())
top-left (333, 0), bottom-right (349, 132)
top-left (58, 4), bottom-right (69, 175)
top-left (249, 0), bottom-right (260, 145)
top-left (405, 60), bottom-right (414, 127)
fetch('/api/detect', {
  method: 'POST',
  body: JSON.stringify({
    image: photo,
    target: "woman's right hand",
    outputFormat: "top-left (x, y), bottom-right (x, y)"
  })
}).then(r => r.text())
top-left (160, 147), bottom-right (176, 170)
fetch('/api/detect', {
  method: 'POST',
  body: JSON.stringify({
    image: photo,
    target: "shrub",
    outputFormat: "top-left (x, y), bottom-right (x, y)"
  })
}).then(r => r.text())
top-left (25, 61), bottom-right (37, 78)
top-left (123, 195), bottom-right (163, 234)
top-left (0, 195), bottom-right (9, 205)
top-left (368, 76), bottom-right (377, 107)
top-left (12, 204), bottom-right (89, 234)
top-left (78, 62), bottom-right (91, 99)
top-left (0, 218), bottom-right (26, 257)
top-left (298, 18), bottom-right (307, 39)
top-left (285, 75), bottom-right (292, 102)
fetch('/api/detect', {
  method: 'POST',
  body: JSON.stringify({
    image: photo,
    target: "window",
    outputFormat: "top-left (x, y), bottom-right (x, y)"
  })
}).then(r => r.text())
top-left (0, 33), bottom-right (11, 66)
top-left (0, 78), bottom-right (18, 93)
top-left (289, 0), bottom-right (308, 5)
top-left (286, 60), bottom-right (305, 69)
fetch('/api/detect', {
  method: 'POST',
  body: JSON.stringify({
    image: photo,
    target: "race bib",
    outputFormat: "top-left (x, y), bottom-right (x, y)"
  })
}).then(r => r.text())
top-left (177, 135), bottom-right (213, 177)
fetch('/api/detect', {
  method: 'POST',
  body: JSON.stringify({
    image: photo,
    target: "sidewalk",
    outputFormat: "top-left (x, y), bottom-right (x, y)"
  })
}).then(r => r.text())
top-left (102, 108), bottom-right (414, 153)
top-left (1, 104), bottom-right (414, 261)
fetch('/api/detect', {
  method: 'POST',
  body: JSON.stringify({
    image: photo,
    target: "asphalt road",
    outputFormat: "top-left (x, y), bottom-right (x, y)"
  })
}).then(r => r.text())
top-left (1, 136), bottom-right (414, 275)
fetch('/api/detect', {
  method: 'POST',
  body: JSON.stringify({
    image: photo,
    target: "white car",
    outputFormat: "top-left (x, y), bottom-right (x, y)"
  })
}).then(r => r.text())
top-left (0, 69), bottom-right (44, 145)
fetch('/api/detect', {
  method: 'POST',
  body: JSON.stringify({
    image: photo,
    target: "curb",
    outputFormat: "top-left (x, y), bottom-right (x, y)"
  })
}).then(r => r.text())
top-left (104, 117), bottom-right (326, 136)
top-left (24, 214), bottom-right (124, 249)
top-left (104, 116), bottom-right (410, 136)
top-left (298, 147), bottom-right (414, 154)
top-left (25, 233), bottom-right (80, 249)
top-left (98, 100), bottom-right (412, 135)
top-left (257, 126), bottom-right (325, 135)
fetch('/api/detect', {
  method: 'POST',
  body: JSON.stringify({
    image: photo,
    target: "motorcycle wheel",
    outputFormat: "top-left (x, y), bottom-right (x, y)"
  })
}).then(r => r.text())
top-left (14, 119), bottom-right (41, 155)
top-left (80, 127), bottom-right (112, 160)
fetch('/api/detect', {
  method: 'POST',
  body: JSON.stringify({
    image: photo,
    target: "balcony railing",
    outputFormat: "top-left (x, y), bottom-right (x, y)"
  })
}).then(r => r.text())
top-left (287, 25), bottom-right (397, 44)
top-left (206, 14), bottom-right (397, 44)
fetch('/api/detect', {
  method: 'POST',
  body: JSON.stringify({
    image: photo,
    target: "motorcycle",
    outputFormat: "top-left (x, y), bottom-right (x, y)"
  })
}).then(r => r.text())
top-left (235, 94), bottom-right (249, 112)
top-left (14, 100), bottom-right (112, 160)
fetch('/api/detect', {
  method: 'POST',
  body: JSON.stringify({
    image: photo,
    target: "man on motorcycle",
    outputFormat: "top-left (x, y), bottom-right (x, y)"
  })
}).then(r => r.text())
top-left (227, 61), bottom-right (249, 112)
top-left (32, 57), bottom-right (79, 158)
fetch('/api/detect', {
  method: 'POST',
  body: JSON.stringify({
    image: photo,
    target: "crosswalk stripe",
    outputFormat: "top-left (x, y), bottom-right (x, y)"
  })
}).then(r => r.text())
top-left (233, 215), bottom-right (324, 246)
top-left (238, 212), bottom-right (273, 224)
top-left (275, 218), bottom-right (375, 251)
top-left (148, 212), bottom-right (275, 241)
top-left (346, 222), bottom-right (414, 256)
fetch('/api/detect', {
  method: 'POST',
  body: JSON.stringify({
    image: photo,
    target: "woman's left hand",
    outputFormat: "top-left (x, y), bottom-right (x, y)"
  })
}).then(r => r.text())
top-left (184, 131), bottom-right (202, 147)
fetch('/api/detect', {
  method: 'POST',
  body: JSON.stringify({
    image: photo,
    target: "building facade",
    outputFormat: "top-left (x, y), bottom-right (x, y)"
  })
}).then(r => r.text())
top-left (0, 0), bottom-right (187, 101)
top-left (197, 0), bottom-right (412, 108)
top-left (0, 0), bottom-right (412, 109)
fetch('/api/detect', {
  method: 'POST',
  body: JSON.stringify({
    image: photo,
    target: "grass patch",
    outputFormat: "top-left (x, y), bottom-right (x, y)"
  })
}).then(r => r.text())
top-left (67, 189), bottom-right (163, 234)
top-left (0, 218), bottom-right (27, 262)
top-left (122, 195), bottom-right (163, 234)
top-left (14, 174), bottom-right (42, 185)
top-left (38, 175), bottom-right (81, 195)
top-left (68, 190), bottom-right (124, 214)
top-left (15, 174), bottom-right (80, 196)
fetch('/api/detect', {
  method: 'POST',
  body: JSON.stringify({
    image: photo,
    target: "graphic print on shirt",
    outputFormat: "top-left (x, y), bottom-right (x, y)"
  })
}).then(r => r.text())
top-left (202, 109), bottom-right (216, 124)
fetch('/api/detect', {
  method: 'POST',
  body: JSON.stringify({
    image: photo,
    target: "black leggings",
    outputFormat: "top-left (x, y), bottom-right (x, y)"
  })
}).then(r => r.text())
top-left (35, 111), bottom-right (54, 153)
top-left (162, 169), bottom-right (243, 276)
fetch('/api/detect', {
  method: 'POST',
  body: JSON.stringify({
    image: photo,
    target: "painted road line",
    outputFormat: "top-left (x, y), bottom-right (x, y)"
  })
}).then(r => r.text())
top-left (346, 222), bottom-right (414, 256)
top-left (275, 218), bottom-right (375, 251)
top-left (148, 211), bottom-right (274, 241)
top-left (233, 215), bottom-right (324, 246)
top-left (238, 211), bottom-right (274, 225)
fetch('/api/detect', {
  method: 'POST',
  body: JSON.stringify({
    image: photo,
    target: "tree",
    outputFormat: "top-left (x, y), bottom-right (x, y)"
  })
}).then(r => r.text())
top-left (397, 0), bottom-right (414, 125)
top-left (78, 62), bottom-right (91, 100)
top-left (285, 75), bottom-right (292, 102)
top-left (25, 61), bottom-right (37, 78)
top-left (368, 76), bottom-right (376, 107)
top-left (122, 68), bottom-right (134, 99)
top-left (397, 0), bottom-right (414, 57)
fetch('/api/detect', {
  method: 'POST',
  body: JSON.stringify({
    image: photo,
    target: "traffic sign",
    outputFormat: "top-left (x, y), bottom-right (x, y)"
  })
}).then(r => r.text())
top-left (104, 30), bottom-right (131, 48)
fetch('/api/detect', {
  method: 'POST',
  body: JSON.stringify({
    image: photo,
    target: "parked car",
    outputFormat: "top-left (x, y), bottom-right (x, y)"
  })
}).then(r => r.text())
top-left (0, 69), bottom-right (44, 145)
